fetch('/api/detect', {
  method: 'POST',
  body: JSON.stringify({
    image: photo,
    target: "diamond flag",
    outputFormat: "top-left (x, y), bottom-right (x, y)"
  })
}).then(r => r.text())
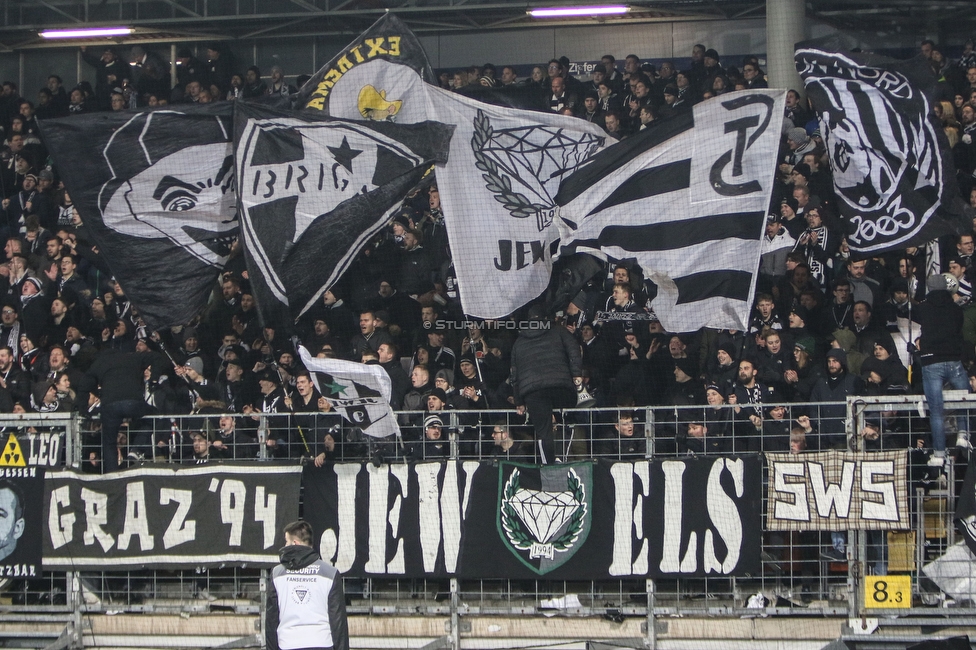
top-left (294, 12), bottom-right (609, 319)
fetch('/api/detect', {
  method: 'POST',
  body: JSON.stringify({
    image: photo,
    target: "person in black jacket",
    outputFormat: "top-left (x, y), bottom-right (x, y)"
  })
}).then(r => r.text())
top-left (914, 273), bottom-right (971, 466)
top-left (510, 305), bottom-right (583, 464)
top-left (86, 348), bottom-right (154, 472)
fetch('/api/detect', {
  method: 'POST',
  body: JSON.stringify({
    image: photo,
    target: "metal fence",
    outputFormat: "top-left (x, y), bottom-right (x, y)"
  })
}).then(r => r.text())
top-left (4, 396), bottom-right (976, 647)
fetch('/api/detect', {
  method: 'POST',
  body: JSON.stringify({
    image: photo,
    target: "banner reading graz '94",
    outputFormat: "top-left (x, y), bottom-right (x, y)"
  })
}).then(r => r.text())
top-left (301, 457), bottom-right (762, 579)
top-left (43, 465), bottom-right (301, 569)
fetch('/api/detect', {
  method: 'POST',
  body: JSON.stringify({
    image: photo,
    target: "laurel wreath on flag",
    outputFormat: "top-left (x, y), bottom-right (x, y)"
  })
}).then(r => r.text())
top-left (501, 468), bottom-right (586, 553)
top-left (471, 110), bottom-right (548, 220)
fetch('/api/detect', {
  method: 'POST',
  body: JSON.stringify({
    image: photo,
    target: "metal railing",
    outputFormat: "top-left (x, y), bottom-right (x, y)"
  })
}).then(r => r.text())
top-left (3, 396), bottom-right (976, 647)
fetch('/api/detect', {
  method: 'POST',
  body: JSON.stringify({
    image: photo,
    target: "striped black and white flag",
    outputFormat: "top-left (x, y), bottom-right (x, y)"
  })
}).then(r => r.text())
top-left (555, 90), bottom-right (785, 332)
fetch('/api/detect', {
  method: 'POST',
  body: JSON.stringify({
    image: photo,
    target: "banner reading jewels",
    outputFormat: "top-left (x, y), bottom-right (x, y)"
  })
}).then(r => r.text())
top-left (301, 457), bottom-right (762, 579)
top-left (43, 465), bottom-right (301, 569)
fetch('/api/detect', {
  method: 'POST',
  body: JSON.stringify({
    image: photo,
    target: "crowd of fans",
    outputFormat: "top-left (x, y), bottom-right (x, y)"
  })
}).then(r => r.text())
top-left (0, 38), bottom-right (975, 474)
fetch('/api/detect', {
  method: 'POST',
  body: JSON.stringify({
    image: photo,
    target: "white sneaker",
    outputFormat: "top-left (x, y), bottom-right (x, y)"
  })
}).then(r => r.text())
top-left (957, 432), bottom-right (972, 450)
top-left (928, 455), bottom-right (945, 468)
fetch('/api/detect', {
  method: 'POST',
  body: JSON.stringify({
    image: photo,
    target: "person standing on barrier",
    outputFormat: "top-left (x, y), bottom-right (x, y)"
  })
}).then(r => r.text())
top-left (267, 520), bottom-right (349, 650)
top-left (914, 273), bottom-right (970, 469)
top-left (510, 304), bottom-right (582, 465)
top-left (87, 347), bottom-right (153, 472)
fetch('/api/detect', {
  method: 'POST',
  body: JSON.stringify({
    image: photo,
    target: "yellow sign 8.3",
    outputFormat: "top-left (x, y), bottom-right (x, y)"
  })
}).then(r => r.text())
top-left (864, 575), bottom-right (911, 608)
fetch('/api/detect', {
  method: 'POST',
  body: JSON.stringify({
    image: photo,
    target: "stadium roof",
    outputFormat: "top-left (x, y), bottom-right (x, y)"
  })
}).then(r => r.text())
top-left (0, 0), bottom-right (972, 49)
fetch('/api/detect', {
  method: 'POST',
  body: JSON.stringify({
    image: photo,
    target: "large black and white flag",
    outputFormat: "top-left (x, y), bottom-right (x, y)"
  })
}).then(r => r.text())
top-left (40, 104), bottom-right (237, 330)
top-left (294, 14), bottom-right (608, 318)
top-left (425, 88), bottom-right (609, 318)
top-left (295, 13), bottom-right (434, 115)
top-left (234, 102), bottom-right (452, 327)
top-left (556, 90), bottom-right (785, 332)
top-left (297, 346), bottom-right (400, 439)
top-left (795, 47), bottom-right (971, 254)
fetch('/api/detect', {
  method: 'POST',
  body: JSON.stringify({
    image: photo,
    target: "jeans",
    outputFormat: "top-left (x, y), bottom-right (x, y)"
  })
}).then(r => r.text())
top-left (101, 399), bottom-right (148, 473)
top-left (921, 361), bottom-right (970, 452)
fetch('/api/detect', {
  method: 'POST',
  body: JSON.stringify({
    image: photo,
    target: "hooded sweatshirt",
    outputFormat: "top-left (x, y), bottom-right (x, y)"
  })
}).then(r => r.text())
top-left (266, 544), bottom-right (349, 650)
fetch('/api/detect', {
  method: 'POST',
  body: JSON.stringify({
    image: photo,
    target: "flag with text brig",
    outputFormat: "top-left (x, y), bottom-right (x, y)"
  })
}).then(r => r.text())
top-left (298, 346), bottom-right (400, 439)
top-left (555, 90), bottom-right (785, 332)
top-left (234, 102), bottom-right (452, 329)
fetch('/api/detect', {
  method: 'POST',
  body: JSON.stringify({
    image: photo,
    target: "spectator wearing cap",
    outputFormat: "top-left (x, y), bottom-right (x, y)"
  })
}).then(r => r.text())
top-left (205, 44), bottom-right (234, 94)
top-left (914, 273), bottom-right (971, 463)
top-left (861, 339), bottom-right (909, 395)
top-left (946, 255), bottom-right (973, 305)
top-left (784, 126), bottom-right (816, 168)
top-left (429, 369), bottom-right (463, 409)
top-left (677, 413), bottom-right (728, 456)
top-left (510, 304), bottom-right (582, 464)
top-left (186, 431), bottom-right (211, 465)
top-left (668, 356), bottom-right (703, 405)
top-left (397, 228), bottom-right (434, 298)
top-left (174, 47), bottom-right (208, 95)
top-left (242, 66), bottom-right (267, 99)
top-left (581, 91), bottom-right (604, 126)
top-left (705, 341), bottom-right (739, 394)
top-left (217, 358), bottom-right (254, 413)
top-left (266, 66), bottom-right (296, 97)
top-left (244, 368), bottom-right (291, 457)
top-left (2, 173), bottom-right (37, 237)
top-left (18, 276), bottom-right (46, 343)
top-left (759, 215), bottom-right (796, 291)
top-left (456, 353), bottom-right (490, 409)
top-left (787, 337), bottom-right (822, 402)
top-left (414, 415), bottom-right (449, 460)
top-left (80, 46), bottom-right (130, 109)
top-left (810, 347), bottom-right (864, 449)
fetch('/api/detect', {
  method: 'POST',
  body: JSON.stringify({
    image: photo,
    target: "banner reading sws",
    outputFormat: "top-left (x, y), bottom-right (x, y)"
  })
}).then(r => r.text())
top-left (301, 457), bottom-right (762, 579)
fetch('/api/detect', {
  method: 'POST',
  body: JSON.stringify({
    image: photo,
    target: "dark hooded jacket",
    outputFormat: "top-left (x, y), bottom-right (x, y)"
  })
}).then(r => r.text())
top-left (509, 321), bottom-right (582, 406)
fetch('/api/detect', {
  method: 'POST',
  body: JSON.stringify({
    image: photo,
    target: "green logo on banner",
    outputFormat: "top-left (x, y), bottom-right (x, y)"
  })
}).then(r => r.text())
top-left (497, 462), bottom-right (591, 575)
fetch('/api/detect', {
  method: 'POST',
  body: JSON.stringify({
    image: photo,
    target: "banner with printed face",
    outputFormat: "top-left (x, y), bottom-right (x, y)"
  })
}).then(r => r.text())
top-left (0, 467), bottom-right (44, 580)
top-left (766, 451), bottom-right (910, 531)
top-left (301, 457), bottom-right (762, 579)
top-left (43, 465), bottom-right (301, 568)
top-left (40, 103), bottom-right (237, 331)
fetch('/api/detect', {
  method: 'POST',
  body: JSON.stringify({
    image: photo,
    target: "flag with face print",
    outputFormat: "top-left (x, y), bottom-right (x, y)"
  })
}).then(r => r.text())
top-left (39, 103), bottom-right (238, 330)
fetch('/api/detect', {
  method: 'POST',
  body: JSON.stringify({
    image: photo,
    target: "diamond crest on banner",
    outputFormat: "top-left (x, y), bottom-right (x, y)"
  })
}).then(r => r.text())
top-left (497, 462), bottom-right (591, 575)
